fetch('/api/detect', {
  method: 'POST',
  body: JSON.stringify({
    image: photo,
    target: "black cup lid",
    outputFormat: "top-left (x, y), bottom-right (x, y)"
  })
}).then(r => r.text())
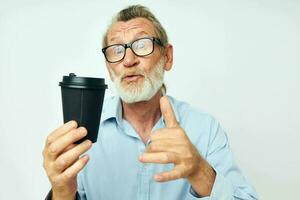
top-left (59, 73), bottom-right (108, 89)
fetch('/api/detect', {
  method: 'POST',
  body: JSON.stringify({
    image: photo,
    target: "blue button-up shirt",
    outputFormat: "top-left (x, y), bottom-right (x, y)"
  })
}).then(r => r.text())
top-left (77, 96), bottom-right (258, 200)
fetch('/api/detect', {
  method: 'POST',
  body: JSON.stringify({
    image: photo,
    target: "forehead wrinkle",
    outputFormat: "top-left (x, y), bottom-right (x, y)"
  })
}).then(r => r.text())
top-left (109, 25), bottom-right (140, 42)
top-left (109, 31), bottom-right (151, 44)
top-left (107, 19), bottom-right (156, 43)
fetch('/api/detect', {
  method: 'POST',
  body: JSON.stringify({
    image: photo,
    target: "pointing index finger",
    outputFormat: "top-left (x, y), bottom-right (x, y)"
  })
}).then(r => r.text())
top-left (160, 96), bottom-right (178, 128)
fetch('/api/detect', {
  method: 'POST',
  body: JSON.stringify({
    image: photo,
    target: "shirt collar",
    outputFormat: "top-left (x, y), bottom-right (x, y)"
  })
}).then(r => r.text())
top-left (100, 96), bottom-right (122, 124)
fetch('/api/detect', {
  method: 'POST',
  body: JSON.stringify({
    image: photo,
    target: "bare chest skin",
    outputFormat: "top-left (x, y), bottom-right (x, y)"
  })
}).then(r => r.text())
top-left (122, 91), bottom-right (162, 144)
top-left (132, 120), bottom-right (158, 144)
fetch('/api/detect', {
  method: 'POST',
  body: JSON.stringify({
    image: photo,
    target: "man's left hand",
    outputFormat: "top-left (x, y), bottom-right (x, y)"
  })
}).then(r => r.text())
top-left (139, 96), bottom-right (216, 196)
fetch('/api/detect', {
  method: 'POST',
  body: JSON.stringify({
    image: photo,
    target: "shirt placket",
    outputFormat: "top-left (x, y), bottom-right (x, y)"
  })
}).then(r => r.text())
top-left (137, 118), bottom-right (164, 200)
top-left (137, 142), bottom-right (151, 200)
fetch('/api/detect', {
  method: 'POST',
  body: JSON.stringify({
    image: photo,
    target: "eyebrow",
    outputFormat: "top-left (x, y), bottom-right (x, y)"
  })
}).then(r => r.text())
top-left (109, 31), bottom-right (153, 44)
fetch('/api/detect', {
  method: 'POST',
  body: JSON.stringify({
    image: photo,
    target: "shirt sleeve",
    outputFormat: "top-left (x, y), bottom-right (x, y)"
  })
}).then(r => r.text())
top-left (185, 117), bottom-right (259, 200)
top-left (185, 172), bottom-right (234, 200)
top-left (44, 189), bottom-right (81, 200)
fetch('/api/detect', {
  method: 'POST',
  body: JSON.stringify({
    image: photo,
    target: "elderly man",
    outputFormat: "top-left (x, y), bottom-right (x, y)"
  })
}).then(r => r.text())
top-left (43, 5), bottom-right (258, 200)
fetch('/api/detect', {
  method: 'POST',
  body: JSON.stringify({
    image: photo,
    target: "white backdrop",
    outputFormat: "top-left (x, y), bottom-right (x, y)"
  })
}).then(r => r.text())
top-left (0, 0), bottom-right (299, 199)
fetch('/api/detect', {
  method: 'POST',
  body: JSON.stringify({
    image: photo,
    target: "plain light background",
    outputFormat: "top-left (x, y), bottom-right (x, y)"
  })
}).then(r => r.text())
top-left (0, 0), bottom-right (299, 199)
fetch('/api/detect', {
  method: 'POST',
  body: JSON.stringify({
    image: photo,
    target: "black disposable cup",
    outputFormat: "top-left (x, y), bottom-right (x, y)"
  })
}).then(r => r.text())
top-left (59, 73), bottom-right (107, 143)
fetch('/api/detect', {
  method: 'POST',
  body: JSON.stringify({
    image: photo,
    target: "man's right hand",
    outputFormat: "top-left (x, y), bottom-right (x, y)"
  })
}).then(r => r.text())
top-left (43, 121), bottom-right (92, 200)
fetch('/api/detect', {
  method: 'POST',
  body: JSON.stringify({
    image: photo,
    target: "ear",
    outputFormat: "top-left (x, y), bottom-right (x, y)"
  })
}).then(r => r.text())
top-left (106, 64), bottom-right (114, 81)
top-left (163, 44), bottom-right (173, 71)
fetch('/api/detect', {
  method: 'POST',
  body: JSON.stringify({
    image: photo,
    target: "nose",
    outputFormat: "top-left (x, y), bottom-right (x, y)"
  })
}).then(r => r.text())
top-left (123, 48), bottom-right (139, 68)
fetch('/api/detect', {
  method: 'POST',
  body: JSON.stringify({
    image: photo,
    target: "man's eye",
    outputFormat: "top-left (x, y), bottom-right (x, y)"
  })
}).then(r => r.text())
top-left (135, 41), bottom-right (145, 49)
top-left (114, 46), bottom-right (124, 54)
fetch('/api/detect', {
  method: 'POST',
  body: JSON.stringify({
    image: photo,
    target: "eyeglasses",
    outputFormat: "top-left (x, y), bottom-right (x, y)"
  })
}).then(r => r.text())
top-left (102, 37), bottom-right (164, 63)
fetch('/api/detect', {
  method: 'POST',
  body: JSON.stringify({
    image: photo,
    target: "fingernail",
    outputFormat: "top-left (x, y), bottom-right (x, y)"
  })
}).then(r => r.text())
top-left (81, 154), bottom-right (89, 161)
top-left (154, 175), bottom-right (162, 181)
top-left (79, 127), bottom-right (87, 135)
top-left (69, 120), bottom-right (77, 127)
top-left (84, 140), bottom-right (92, 146)
top-left (138, 155), bottom-right (143, 161)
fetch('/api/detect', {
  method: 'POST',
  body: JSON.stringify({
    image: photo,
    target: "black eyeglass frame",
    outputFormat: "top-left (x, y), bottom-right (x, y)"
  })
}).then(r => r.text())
top-left (101, 37), bottom-right (164, 63)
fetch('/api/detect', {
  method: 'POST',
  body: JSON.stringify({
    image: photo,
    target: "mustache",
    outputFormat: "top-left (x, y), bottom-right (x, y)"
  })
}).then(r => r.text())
top-left (120, 68), bottom-right (146, 79)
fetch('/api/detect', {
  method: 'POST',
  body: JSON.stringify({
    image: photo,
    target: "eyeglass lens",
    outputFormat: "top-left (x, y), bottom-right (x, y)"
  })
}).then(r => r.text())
top-left (104, 38), bottom-right (154, 63)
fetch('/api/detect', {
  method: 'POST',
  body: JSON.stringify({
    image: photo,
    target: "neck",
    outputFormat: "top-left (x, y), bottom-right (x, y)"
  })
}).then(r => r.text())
top-left (122, 91), bottom-right (162, 143)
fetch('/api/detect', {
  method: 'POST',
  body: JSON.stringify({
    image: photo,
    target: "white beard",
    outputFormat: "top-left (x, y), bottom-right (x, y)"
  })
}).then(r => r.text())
top-left (109, 58), bottom-right (165, 103)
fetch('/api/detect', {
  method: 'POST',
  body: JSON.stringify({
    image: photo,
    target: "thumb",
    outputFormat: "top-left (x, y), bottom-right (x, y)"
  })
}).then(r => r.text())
top-left (160, 96), bottom-right (178, 128)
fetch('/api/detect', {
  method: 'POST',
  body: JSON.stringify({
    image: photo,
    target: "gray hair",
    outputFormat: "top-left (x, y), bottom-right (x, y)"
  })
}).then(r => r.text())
top-left (102, 5), bottom-right (169, 49)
